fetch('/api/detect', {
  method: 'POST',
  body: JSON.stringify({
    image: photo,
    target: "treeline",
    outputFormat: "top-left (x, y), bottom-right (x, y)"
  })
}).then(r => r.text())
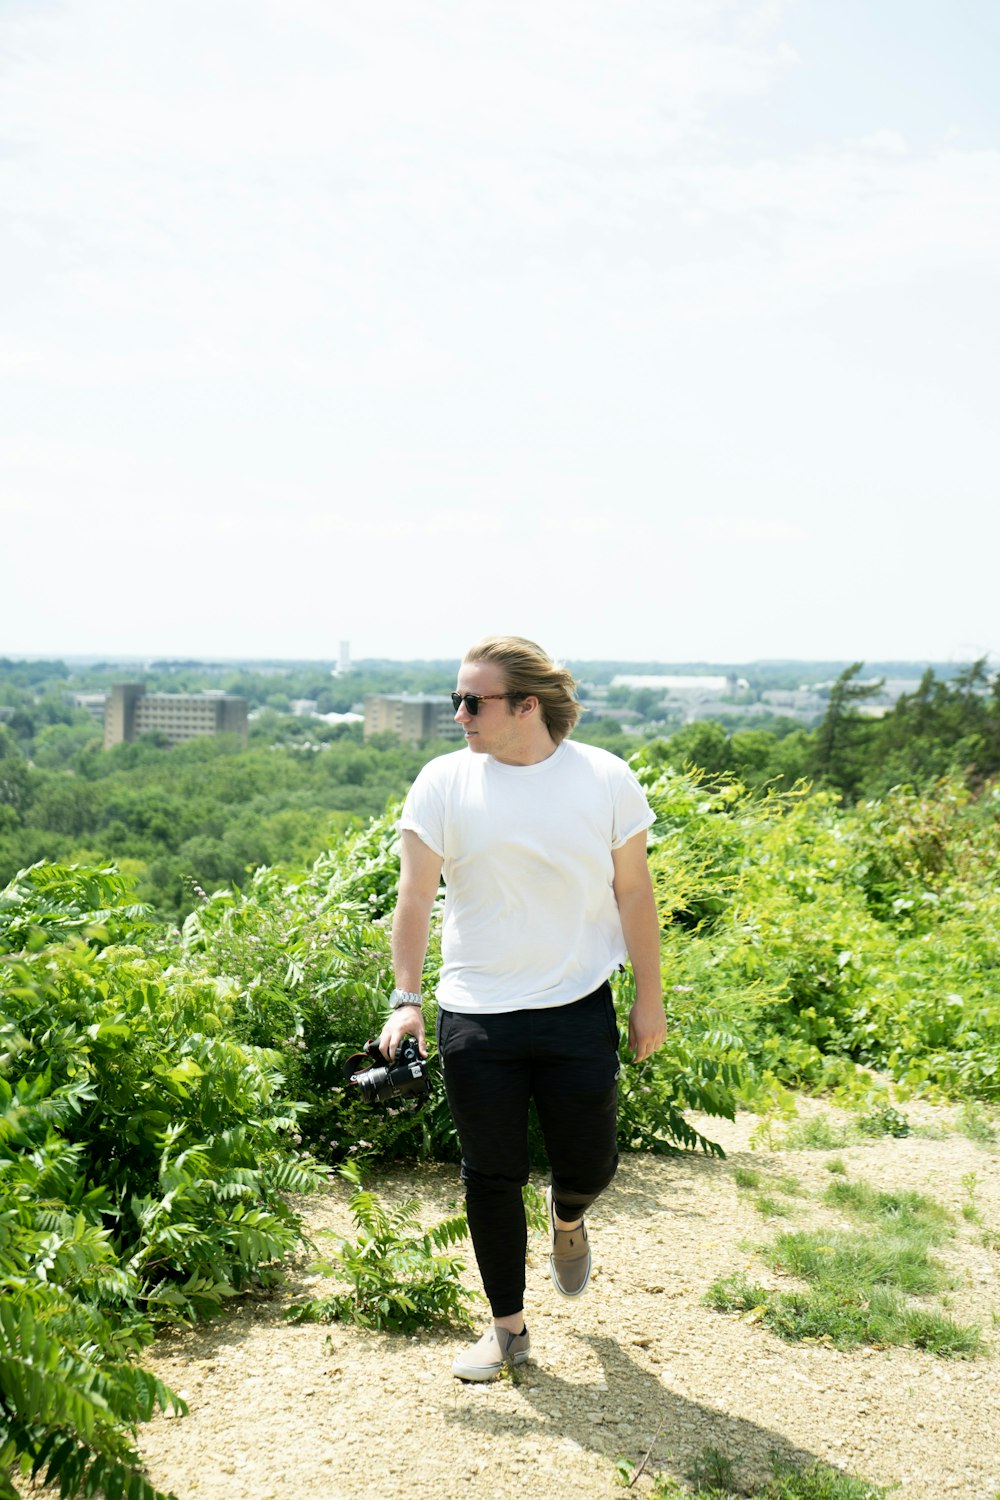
top-left (602, 661), bottom-right (1000, 803)
top-left (1, 658), bottom-right (998, 924)
top-left (0, 726), bottom-right (451, 921)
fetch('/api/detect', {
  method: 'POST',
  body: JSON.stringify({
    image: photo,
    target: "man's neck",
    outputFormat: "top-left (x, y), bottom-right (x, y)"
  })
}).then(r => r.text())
top-left (492, 732), bottom-right (560, 767)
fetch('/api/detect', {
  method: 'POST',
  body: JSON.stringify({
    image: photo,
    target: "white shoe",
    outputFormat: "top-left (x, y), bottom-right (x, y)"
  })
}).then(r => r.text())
top-left (451, 1323), bottom-right (531, 1382)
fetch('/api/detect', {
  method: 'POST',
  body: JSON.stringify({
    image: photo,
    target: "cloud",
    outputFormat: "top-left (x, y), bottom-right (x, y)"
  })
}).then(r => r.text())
top-left (3, 0), bottom-right (996, 375)
top-left (0, 2), bottom-right (794, 274)
top-left (2, 3), bottom-right (998, 663)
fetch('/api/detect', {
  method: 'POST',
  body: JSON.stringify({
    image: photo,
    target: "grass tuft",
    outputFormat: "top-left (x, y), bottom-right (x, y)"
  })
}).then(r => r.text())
top-left (753, 1193), bottom-right (795, 1219)
top-left (822, 1180), bottom-right (952, 1241)
top-left (685, 1445), bottom-right (738, 1493)
top-left (763, 1458), bottom-right (890, 1498)
top-left (642, 1449), bottom-right (889, 1499)
top-left (782, 1116), bottom-right (853, 1151)
top-left (737, 1168), bottom-right (804, 1218)
top-left (706, 1174), bottom-right (982, 1357)
top-left (766, 1227), bottom-right (943, 1296)
top-left (956, 1105), bottom-right (998, 1147)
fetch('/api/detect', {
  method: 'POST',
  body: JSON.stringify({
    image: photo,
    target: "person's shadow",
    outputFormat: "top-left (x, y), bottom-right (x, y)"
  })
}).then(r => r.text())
top-left (448, 1329), bottom-right (834, 1492)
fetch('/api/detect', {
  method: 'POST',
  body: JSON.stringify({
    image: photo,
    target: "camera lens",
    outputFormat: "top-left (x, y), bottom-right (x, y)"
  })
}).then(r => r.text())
top-left (347, 1039), bottom-right (431, 1105)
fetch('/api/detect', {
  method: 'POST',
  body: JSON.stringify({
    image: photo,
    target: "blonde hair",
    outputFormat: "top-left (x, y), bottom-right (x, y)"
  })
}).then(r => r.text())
top-left (463, 635), bottom-right (582, 743)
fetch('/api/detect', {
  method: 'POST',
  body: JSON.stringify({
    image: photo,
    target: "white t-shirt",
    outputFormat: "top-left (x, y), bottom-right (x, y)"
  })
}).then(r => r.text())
top-left (400, 739), bottom-right (655, 1014)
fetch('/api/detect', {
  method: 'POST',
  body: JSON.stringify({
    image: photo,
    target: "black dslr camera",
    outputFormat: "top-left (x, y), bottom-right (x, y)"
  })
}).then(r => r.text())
top-left (343, 1036), bottom-right (431, 1106)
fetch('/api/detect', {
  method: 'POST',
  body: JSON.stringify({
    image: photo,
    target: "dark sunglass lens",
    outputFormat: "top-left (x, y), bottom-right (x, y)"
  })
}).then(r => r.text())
top-left (465, 695), bottom-right (480, 715)
top-left (451, 693), bottom-right (461, 712)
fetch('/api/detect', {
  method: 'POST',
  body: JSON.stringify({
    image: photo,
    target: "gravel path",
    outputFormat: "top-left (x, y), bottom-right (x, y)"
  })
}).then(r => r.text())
top-left (137, 1098), bottom-right (999, 1500)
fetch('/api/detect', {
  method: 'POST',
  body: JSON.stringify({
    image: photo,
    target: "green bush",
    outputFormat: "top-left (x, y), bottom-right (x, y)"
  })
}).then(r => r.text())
top-left (634, 766), bottom-right (1000, 1103)
top-left (177, 812), bottom-right (460, 1166)
top-left (0, 1072), bottom-right (184, 1500)
top-left (286, 1163), bottom-right (477, 1333)
top-left (0, 864), bottom-right (329, 1499)
top-left (5, 762), bottom-right (1000, 1497)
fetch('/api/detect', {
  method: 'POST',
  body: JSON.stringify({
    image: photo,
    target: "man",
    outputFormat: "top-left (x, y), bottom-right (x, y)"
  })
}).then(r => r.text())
top-left (378, 635), bottom-right (666, 1381)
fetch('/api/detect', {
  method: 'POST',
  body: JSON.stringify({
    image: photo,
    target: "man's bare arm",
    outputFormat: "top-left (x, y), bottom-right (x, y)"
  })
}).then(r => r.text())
top-left (377, 829), bottom-right (443, 1059)
top-left (612, 830), bottom-right (666, 1063)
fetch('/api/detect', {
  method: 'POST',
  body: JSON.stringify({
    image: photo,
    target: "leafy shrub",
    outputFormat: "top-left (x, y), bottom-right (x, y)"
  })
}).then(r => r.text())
top-left (286, 1164), bottom-right (477, 1332)
top-left (178, 813), bottom-right (461, 1167)
top-left (0, 1069), bottom-right (184, 1500)
top-left (0, 863), bottom-right (329, 1499)
top-left (612, 965), bottom-right (742, 1157)
top-left (1, 937), bottom-right (328, 1317)
top-left (0, 860), bottom-right (152, 951)
top-left (856, 1103), bottom-right (910, 1138)
top-left (632, 767), bottom-right (1000, 1104)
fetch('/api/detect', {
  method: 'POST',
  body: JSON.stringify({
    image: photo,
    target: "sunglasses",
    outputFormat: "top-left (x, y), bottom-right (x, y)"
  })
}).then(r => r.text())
top-left (451, 692), bottom-right (515, 716)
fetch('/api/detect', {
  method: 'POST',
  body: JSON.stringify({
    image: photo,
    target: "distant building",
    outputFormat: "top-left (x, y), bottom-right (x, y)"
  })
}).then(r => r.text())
top-left (611, 674), bottom-right (749, 695)
top-left (364, 693), bottom-right (461, 744)
top-left (317, 711), bottom-right (364, 726)
top-left (71, 692), bottom-right (108, 724)
top-left (761, 688), bottom-right (825, 710)
top-left (333, 641), bottom-right (352, 676)
top-left (104, 684), bottom-right (248, 748)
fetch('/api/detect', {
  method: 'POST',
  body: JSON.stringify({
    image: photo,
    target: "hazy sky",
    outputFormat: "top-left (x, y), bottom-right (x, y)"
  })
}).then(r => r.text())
top-left (3, 1), bottom-right (998, 665)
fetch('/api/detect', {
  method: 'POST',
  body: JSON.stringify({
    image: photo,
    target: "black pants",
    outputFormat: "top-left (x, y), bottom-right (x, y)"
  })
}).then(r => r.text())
top-left (437, 982), bottom-right (620, 1318)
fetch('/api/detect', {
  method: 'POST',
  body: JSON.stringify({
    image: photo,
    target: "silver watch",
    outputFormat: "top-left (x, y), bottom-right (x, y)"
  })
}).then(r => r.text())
top-left (389, 988), bottom-right (422, 1010)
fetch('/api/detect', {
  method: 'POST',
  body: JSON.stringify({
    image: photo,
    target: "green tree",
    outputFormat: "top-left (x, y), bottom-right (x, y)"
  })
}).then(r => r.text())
top-left (31, 719), bottom-right (102, 768)
top-left (812, 664), bottom-right (882, 800)
top-left (0, 728), bottom-right (30, 818)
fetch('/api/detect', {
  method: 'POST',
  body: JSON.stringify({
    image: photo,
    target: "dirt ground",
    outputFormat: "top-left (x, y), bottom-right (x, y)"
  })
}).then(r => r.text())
top-left (134, 1097), bottom-right (1000, 1500)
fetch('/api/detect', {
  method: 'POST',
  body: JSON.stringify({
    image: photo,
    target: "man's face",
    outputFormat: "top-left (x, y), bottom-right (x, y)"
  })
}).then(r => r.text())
top-left (453, 660), bottom-right (521, 760)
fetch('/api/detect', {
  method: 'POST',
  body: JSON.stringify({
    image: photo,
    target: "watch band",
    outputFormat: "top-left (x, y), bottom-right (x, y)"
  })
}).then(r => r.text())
top-left (389, 988), bottom-right (423, 1010)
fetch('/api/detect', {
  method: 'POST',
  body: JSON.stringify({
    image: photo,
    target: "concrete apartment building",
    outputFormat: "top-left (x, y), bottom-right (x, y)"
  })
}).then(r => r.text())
top-left (71, 692), bottom-right (109, 724)
top-left (104, 684), bottom-right (248, 748)
top-left (364, 693), bottom-right (461, 744)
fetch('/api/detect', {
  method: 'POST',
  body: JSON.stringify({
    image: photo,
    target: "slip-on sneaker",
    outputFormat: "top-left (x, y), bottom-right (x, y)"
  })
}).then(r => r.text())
top-left (451, 1323), bottom-right (531, 1382)
top-left (546, 1185), bottom-right (592, 1297)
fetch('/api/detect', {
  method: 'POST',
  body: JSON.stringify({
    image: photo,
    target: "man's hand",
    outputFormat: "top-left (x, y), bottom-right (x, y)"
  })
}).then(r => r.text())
top-left (627, 995), bottom-right (667, 1064)
top-left (613, 831), bottom-right (665, 1064)
top-left (377, 1004), bottom-right (427, 1061)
